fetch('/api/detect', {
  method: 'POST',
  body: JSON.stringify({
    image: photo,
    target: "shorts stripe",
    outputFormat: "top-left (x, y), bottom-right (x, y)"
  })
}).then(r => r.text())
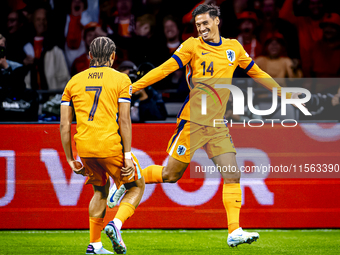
top-left (132, 158), bottom-right (142, 179)
top-left (168, 119), bottom-right (187, 150)
top-left (169, 130), bottom-right (183, 156)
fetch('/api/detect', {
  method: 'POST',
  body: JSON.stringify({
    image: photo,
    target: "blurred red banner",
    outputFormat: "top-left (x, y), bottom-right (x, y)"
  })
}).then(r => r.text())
top-left (0, 123), bottom-right (340, 229)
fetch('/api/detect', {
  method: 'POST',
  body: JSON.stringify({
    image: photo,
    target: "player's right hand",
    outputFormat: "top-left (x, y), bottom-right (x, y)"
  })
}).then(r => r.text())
top-left (68, 160), bottom-right (88, 176)
top-left (122, 159), bottom-right (135, 180)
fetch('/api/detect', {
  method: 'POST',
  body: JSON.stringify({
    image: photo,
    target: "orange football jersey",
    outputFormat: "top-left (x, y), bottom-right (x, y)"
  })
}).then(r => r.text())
top-left (133, 36), bottom-right (289, 126)
top-left (61, 66), bottom-right (132, 158)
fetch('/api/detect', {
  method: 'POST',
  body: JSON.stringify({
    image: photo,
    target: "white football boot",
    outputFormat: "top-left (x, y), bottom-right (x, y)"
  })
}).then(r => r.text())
top-left (107, 183), bottom-right (126, 208)
top-left (85, 244), bottom-right (113, 254)
top-left (227, 227), bottom-right (259, 247)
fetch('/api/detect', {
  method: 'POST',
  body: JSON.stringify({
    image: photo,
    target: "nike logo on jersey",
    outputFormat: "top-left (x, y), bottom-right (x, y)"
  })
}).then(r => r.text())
top-left (202, 52), bottom-right (210, 55)
top-left (236, 200), bottom-right (241, 202)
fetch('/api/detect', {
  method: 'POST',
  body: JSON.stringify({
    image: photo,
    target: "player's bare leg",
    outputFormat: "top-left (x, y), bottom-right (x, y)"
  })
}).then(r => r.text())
top-left (212, 152), bottom-right (259, 247)
top-left (162, 156), bottom-right (189, 183)
top-left (105, 177), bottom-right (145, 254)
top-left (121, 177), bottom-right (145, 207)
top-left (107, 157), bottom-right (188, 208)
top-left (86, 180), bottom-right (113, 254)
top-left (89, 180), bottom-right (110, 218)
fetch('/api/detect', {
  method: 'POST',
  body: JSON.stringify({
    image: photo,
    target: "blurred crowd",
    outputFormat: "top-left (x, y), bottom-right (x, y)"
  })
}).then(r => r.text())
top-left (0, 0), bottom-right (340, 122)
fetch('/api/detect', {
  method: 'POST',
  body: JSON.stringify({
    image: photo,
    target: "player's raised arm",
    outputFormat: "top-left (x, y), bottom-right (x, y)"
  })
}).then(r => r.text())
top-left (236, 40), bottom-right (292, 99)
top-left (132, 37), bottom-right (195, 93)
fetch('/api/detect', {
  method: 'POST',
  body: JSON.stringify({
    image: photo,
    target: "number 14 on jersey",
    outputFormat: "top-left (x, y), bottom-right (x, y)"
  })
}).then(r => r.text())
top-left (201, 61), bottom-right (214, 76)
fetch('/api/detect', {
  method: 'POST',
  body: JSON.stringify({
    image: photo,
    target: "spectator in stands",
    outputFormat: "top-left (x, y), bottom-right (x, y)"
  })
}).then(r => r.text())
top-left (129, 14), bottom-right (163, 66)
top-left (98, 0), bottom-right (115, 34)
top-left (5, 10), bottom-right (29, 63)
top-left (0, 34), bottom-right (26, 96)
top-left (159, 15), bottom-right (186, 91)
top-left (279, 0), bottom-right (325, 76)
top-left (71, 22), bottom-right (107, 76)
top-left (305, 13), bottom-right (340, 79)
top-left (0, 34), bottom-right (39, 121)
top-left (112, 0), bottom-right (135, 38)
top-left (104, 0), bottom-right (136, 68)
top-left (255, 32), bottom-right (302, 87)
top-left (259, 0), bottom-right (300, 60)
top-left (23, 7), bottom-right (70, 90)
top-left (163, 15), bottom-right (181, 55)
top-left (237, 11), bottom-right (262, 59)
top-left (135, 14), bottom-right (156, 39)
top-left (62, 0), bottom-right (91, 69)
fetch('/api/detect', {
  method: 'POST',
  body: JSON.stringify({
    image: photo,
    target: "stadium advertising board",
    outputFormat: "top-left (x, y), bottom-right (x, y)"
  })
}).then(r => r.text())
top-left (0, 123), bottom-right (340, 229)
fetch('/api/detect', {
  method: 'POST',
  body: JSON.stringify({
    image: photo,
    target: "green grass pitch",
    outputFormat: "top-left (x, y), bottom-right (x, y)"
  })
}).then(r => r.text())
top-left (1, 229), bottom-right (340, 254)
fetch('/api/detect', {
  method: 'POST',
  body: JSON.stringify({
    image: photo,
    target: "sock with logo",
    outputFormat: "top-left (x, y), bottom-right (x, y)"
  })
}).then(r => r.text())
top-left (89, 217), bottom-right (104, 243)
top-left (141, 165), bottom-right (164, 184)
top-left (114, 202), bottom-right (135, 228)
top-left (222, 183), bottom-right (242, 234)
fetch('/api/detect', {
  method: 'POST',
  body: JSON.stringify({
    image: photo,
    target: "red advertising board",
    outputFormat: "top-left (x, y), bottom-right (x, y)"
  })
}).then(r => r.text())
top-left (0, 123), bottom-right (340, 229)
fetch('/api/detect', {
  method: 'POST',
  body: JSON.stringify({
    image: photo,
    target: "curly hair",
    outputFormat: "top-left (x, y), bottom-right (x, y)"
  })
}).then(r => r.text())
top-left (192, 4), bottom-right (220, 20)
top-left (89, 37), bottom-right (116, 66)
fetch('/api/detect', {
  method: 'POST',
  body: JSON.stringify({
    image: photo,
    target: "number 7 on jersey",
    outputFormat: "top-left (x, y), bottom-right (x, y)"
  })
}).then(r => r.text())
top-left (86, 86), bottom-right (102, 121)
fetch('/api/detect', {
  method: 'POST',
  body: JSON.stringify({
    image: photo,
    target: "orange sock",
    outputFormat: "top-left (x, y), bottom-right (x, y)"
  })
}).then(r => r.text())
top-left (141, 165), bottom-right (164, 184)
top-left (89, 217), bottom-right (104, 243)
top-left (222, 183), bottom-right (242, 234)
top-left (115, 202), bottom-right (135, 225)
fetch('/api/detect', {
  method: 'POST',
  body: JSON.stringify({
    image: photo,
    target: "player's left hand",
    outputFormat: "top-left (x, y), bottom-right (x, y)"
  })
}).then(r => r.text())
top-left (68, 160), bottom-right (87, 176)
top-left (122, 159), bottom-right (135, 180)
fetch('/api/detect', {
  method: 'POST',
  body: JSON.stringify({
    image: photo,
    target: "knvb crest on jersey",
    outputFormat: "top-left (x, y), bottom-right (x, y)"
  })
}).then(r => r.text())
top-left (177, 145), bottom-right (186, 156)
top-left (226, 50), bottom-right (235, 62)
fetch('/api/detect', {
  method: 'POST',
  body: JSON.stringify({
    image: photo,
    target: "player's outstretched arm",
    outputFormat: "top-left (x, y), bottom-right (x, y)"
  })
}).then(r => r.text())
top-left (118, 102), bottom-right (135, 179)
top-left (247, 63), bottom-right (292, 98)
top-left (132, 57), bottom-right (180, 93)
top-left (248, 64), bottom-right (308, 108)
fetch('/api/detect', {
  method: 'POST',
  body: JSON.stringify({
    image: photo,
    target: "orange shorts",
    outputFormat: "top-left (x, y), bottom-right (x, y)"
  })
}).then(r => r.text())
top-left (166, 119), bottom-right (236, 163)
top-left (81, 153), bottom-right (142, 188)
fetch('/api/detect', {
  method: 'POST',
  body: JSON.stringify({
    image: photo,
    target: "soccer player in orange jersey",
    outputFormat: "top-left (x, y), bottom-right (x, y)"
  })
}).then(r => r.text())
top-left (60, 37), bottom-right (145, 254)
top-left (108, 4), bottom-right (301, 248)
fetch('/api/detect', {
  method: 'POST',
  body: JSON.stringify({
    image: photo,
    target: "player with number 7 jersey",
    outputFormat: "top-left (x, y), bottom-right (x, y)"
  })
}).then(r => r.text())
top-left (60, 37), bottom-right (145, 254)
top-left (61, 64), bottom-right (131, 158)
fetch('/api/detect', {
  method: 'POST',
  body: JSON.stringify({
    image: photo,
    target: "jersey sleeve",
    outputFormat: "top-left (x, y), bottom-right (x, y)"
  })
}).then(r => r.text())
top-left (132, 57), bottom-right (179, 93)
top-left (118, 74), bottom-right (132, 103)
top-left (61, 81), bottom-right (73, 106)
top-left (236, 41), bottom-right (292, 99)
top-left (235, 40), bottom-right (254, 71)
top-left (172, 37), bottom-right (195, 68)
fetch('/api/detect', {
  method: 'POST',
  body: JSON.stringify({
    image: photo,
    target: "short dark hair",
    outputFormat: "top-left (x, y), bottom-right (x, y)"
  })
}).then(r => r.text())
top-left (89, 37), bottom-right (116, 66)
top-left (192, 4), bottom-right (220, 20)
top-left (163, 15), bottom-right (180, 27)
